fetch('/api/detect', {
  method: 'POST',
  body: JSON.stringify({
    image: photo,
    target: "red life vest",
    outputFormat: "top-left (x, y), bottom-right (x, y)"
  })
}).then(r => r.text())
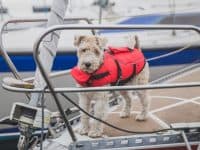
top-left (71, 47), bottom-right (146, 87)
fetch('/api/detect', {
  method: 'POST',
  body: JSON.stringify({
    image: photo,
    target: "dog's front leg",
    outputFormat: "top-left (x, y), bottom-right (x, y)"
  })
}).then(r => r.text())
top-left (88, 92), bottom-right (107, 138)
top-left (78, 93), bottom-right (90, 135)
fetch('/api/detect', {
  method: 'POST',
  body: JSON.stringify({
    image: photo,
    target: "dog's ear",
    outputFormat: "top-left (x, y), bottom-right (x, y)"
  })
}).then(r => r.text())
top-left (96, 37), bottom-right (108, 49)
top-left (74, 35), bottom-right (85, 46)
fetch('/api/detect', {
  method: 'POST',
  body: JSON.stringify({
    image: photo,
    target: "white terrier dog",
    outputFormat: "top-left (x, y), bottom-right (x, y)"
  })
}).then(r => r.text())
top-left (71, 35), bottom-right (150, 138)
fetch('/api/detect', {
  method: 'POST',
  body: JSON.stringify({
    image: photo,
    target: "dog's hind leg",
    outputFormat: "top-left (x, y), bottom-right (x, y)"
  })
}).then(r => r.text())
top-left (135, 63), bottom-right (151, 121)
top-left (88, 92), bottom-right (108, 138)
top-left (119, 91), bottom-right (132, 118)
top-left (135, 90), bottom-right (150, 121)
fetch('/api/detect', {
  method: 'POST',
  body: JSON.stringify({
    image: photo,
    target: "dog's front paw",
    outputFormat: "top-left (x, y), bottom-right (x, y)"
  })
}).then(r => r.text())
top-left (135, 113), bottom-right (148, 121)
top-left (88, 129), bottom-right (103, 138)
top-left (120, 111), bottom-right (130, 118)
top-left (76, 125), bottom-right (89, 135)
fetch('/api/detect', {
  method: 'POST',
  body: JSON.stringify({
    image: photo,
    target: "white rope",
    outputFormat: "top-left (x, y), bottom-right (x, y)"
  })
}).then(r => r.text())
top-left (147, 44), bottom-right (192, 62)
top-left (108, 43), bottom-right (196, 66)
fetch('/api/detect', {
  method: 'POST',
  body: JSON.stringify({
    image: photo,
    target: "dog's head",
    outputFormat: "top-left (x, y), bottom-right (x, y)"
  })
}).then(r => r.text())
top-left (74, 35), bottom-right (107, 73)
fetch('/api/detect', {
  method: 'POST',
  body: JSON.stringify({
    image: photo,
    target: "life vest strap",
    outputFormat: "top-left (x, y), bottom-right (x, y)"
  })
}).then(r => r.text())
top-left (86, 71), bottom-right (110, 86)
top-left (117, 64), bottom-right (136, 86)
top-left (111, 59), bottom-right (122, 86)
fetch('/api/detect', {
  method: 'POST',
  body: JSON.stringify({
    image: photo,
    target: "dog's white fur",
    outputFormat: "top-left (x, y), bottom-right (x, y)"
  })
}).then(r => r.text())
top-left (74, 35), bottom-right (150, 138)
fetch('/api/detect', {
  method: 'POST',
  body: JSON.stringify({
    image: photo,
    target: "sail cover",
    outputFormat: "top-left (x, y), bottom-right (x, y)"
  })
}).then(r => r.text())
top-left (29, 0), bottom-right (69, 106)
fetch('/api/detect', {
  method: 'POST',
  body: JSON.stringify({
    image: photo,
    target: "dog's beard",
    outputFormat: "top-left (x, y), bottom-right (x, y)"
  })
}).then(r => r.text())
top-left (79, 62), bottom-right (100, 74)
top-left (81, 66), bottom-right (96, 74)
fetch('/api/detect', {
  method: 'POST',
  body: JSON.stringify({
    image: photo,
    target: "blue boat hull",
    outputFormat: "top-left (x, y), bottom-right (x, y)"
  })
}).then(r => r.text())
top-left (0, 128), bottom-right (18, 150)
top-left (0, 125), bottom-right (48, 150)
top-left (0, 47), bottom-right (199, 72)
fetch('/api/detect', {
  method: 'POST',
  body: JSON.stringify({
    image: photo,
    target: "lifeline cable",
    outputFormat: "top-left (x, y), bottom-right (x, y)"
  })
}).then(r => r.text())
top-left (60, 93), bottom-right (193, 134)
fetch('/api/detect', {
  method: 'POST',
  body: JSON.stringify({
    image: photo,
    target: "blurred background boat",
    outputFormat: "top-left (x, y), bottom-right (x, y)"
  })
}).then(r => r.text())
top-left (0, 0), bottom-right (200, 117)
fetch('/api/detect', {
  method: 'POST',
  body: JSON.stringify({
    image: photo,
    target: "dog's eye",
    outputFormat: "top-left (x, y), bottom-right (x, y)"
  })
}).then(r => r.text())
top-left (81, 49), bottom-right (87, 53)
top-left (94, 49), bottom-right (100, 55)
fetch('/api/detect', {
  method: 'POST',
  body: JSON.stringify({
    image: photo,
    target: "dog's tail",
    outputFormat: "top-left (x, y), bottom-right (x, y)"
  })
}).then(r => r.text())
top-left (134, 35), bottom-right (140, 50)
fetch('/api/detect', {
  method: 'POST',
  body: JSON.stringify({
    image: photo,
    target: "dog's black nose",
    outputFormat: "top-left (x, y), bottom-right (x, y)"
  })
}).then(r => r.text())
top-left (85, 62), bottom-right (91, 68)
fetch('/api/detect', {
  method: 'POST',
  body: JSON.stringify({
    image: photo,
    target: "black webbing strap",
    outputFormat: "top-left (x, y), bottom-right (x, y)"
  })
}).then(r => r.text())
top-left (86, 71), bottom-right (110, 86)
top-left (117, 64), bottom-right (136, 86)
top-left (111, 59), bottom-right (122, 86)
top-left (90, 72), bottom-right (110, 80)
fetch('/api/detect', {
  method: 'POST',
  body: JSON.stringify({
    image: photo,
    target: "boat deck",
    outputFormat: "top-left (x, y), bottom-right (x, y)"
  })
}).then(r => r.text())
top-left (33, 66), bottom-right (200, 150)
top-left (103, 67), bottom-right (200, 137)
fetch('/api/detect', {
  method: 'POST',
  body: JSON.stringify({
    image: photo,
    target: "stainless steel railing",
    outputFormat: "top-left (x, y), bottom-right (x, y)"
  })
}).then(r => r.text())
top-left (33, 24), bottom-right (200, 94)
